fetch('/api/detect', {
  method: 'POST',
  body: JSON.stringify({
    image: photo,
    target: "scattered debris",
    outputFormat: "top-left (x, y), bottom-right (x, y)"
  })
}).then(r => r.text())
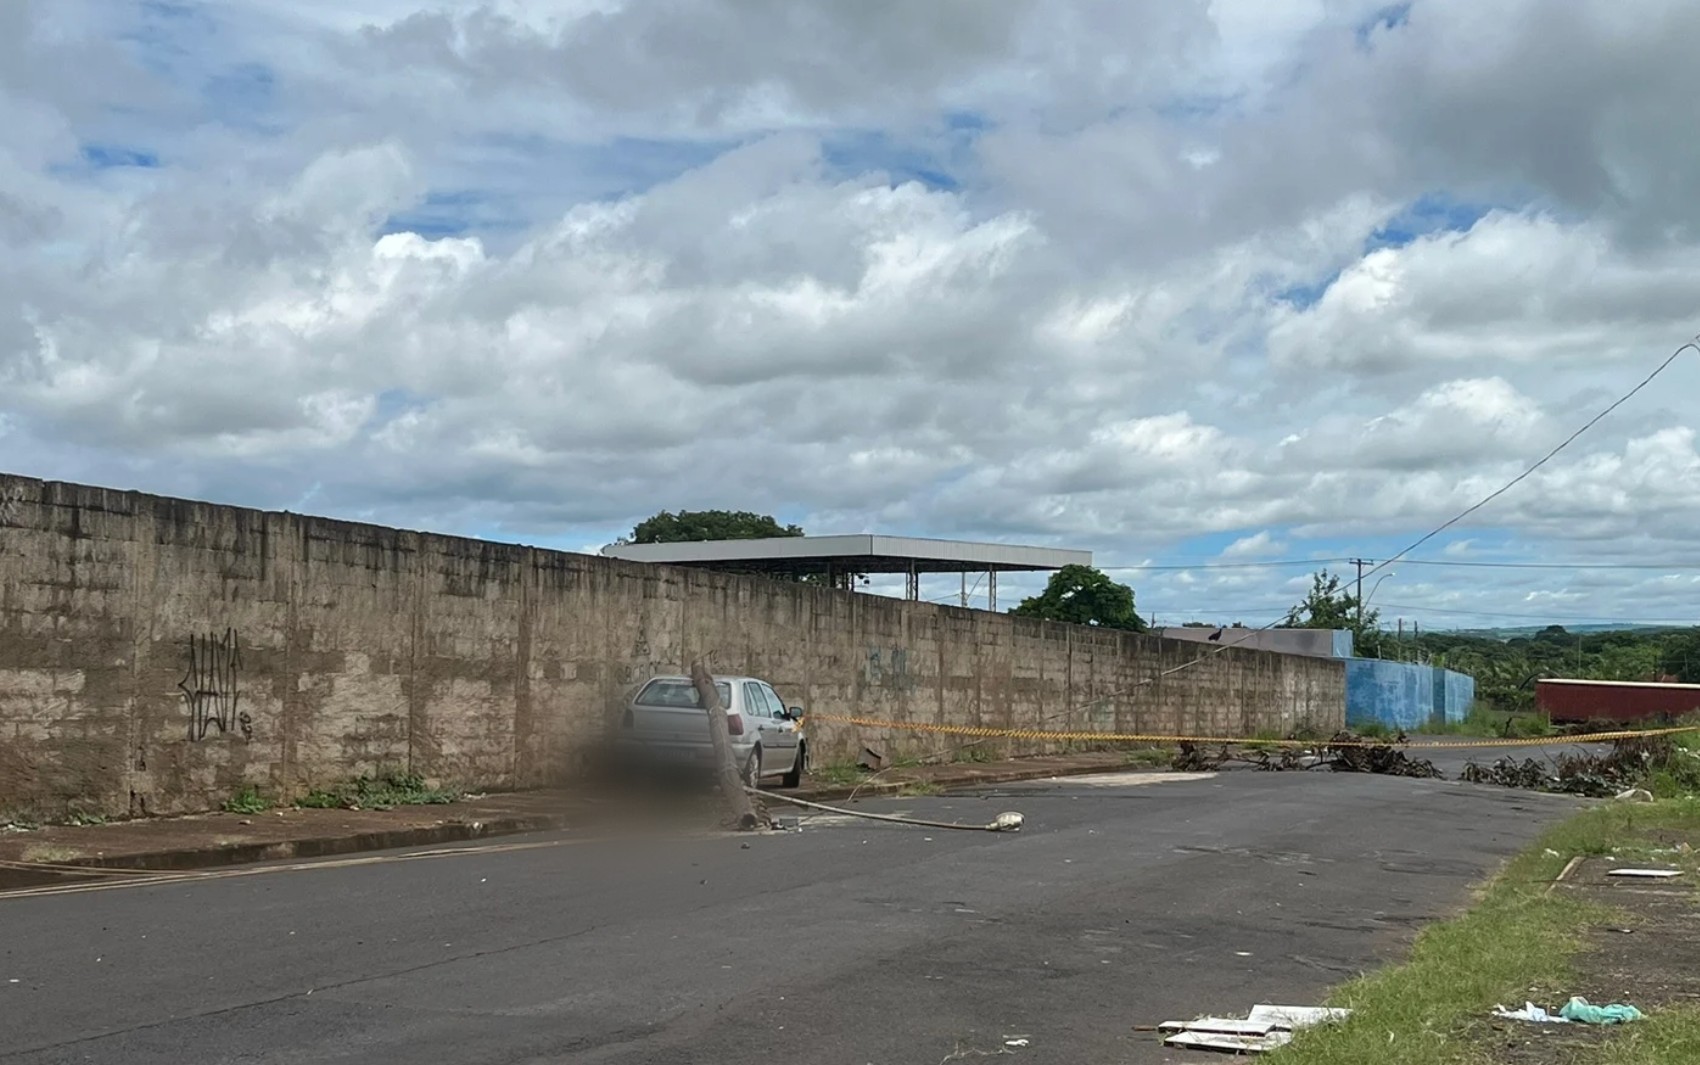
top-left (1559, 997), bottom-right (1643, 1024)
top-left (1461, 736), bottom-right (1682, 797)
top-left (1494, 996), bottom-right (1644, 1025)
top-left (1323, 733), bottom-right (1441, 777)
top-left (1002, 1037), bottom-right (1030, 1047)
top-left (1608, 868), bottom-right (1683, 879)
top-left (1164, 1030), bottom-right (1292, 1054)
top-left (1174, 742), bottom-right (1315, 772)
top-left (858, 746), bottom-right (886, 772)
top-left (1159, 1003), bottom-right (1351, 1054)
top-left (1172, 731), bottom-right (1438, 777)
top-left (991, 812), bottom-right (1024, 832)
top-left (1247, 1005), bottom-right (1351, 1027)
top-left (1460, 757), bottom-right (1549, 790)
top-left (1494, 1001), bottom-right (1568, 1023)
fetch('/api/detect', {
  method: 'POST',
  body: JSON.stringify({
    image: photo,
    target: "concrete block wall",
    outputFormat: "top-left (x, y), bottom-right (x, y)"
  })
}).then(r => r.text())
top-left (1159, 627), bottom-right (1355, 659)
top-left (0, 473), bottom-right (1347, 818)
top-left (1344, 659), bottom-right (1476, 731)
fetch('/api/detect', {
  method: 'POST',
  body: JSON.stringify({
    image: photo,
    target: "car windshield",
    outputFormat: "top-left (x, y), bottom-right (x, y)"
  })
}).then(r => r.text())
top-left (635, 679), bottom-right (733, 709)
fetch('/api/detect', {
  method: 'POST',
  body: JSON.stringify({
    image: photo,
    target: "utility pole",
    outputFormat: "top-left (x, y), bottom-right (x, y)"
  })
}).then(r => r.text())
top-left (1352, 558), bottom-right (1366, 632)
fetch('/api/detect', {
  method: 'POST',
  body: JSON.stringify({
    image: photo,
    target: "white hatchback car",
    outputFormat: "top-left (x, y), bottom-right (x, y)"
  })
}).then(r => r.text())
top-left (617, 675), bottom-right (808, 788)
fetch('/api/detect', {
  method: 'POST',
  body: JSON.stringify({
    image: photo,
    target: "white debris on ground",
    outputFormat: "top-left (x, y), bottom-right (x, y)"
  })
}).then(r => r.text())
top-left (1159, 1004), bottom-right (1351, 1054)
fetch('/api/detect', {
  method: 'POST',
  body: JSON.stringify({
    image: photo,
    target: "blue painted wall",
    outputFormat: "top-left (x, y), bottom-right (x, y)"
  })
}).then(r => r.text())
top-left (1344, 658), bottom-right (1476, 730)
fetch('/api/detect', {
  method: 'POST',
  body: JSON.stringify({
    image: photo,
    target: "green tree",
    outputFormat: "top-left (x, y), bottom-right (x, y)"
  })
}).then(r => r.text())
top-left (1010, 565), bottom-right (1147, 631)
top-left (622, 510), bottom-right (803, 545)
top-left (1283, 569), bottom-right (1384, 655)
top-left (1283, 570), bottom-right (1378, 631)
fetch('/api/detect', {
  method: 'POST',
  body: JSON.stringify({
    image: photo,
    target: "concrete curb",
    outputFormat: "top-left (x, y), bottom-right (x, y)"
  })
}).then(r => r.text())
top-left (0, 813), bottom-right (573, 889)
top-left (1, 761), bottom-right (1150, 888)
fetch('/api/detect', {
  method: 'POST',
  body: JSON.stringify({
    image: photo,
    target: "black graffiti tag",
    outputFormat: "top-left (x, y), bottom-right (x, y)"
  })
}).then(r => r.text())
top-left (181, 629), bottom-right (252, 741)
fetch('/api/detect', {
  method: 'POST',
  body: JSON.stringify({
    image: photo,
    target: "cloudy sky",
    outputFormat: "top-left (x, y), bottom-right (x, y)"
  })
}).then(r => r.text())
top-left (4, 0), bottom-right (1700, 629)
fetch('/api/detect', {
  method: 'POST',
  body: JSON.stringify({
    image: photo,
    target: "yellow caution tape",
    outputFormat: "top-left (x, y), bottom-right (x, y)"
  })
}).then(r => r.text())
top-left (797, 713), bottom-right (1700, 750)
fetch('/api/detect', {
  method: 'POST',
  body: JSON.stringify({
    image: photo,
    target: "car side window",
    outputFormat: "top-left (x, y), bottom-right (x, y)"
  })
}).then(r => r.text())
top-left (760, 684), bottom-right (787, 718)
top-left (742, 682), bottom-right (766, 716)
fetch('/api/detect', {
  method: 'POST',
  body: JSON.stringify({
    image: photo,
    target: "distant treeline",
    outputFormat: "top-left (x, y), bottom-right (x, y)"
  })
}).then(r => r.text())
top-left (1394, 625), bottom-right (1700, 711)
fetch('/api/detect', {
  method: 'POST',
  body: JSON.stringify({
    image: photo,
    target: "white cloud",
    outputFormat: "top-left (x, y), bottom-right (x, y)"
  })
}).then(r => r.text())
top-left (1222, 531), bottom-right (1287, 558)
top-left (3, 0), bottom-right (1700, 629)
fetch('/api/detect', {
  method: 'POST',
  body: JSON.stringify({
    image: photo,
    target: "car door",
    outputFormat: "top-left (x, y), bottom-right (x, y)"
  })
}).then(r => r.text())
top-left (757, 682), bottom-right (800, 772)
top-left (742, 682), bottom-right (782, 778)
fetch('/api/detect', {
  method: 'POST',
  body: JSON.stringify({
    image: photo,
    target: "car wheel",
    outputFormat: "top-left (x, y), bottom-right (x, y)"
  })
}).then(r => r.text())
top-left (743, 747), bottom-right (762, 790)
top-left (780, 743), bottom-right (805, 788)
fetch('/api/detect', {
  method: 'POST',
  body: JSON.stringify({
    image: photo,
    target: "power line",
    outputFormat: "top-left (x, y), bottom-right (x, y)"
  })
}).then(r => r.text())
top-left (1114, 333), bottom-right (1700, 684)
top-left (1109, 556), bottom-right (1700, 575)
top-left (1359, 334), bottom-right (1700, 585)
top-left (1104, 558), bottom-right (1353, 572)
top-left (1374, 558), bottom-right (1700, 572)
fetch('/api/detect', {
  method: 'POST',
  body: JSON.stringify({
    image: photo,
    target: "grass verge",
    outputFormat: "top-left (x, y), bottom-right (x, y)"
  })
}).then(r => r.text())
top-left (1269, 798), bottom-right (1700, 1065)
top-left (1597, 1010), bottom-right (1700, 1065)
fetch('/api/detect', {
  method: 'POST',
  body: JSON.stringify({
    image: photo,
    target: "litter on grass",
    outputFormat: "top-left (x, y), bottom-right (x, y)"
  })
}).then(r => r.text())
top-left (1160, 1003), bottom-right (1351, 1054)
top-left (1560, 997), bottom-right (1643, 1025)
top-left (1494, 1002), bottom-right (1568, 1024)
top-left (1607, 868), bottom-right (1683, 878)
top-left (1494, 997), bottom-right (1642, 1026)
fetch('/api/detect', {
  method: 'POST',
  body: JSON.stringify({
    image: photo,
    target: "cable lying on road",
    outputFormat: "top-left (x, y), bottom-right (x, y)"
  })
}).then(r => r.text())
top-left (746, 787), bottom-right (1024, 832)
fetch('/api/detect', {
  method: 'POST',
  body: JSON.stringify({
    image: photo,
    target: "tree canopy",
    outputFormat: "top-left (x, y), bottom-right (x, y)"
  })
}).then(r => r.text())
top-left (622, 510), bottom-right (803, 545)
top-left (1009, 565), bottom-right (1147, 631)
top-left (1282, 569), bottom-right (1373, 631)
top-left (1281, 569), bottom-right (1386, 655)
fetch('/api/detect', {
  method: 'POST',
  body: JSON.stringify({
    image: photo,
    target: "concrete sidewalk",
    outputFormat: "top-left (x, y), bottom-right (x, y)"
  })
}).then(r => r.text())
top-left (0, 750), bottom-right (1147, 886)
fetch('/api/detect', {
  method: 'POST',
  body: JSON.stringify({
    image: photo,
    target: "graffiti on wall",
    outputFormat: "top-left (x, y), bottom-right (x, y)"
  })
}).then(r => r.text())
top-left (180, 629), bottom-right (252, 741)
top-left (865, 647), bottom-right (916, 691)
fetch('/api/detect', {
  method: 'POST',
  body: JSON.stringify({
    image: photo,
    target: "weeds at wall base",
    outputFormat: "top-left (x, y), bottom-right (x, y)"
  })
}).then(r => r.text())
top-left (293, 771), bottom-right (460, 810)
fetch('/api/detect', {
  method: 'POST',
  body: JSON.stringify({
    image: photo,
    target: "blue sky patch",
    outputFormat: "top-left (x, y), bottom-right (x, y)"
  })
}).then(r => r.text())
top-left (1274, 269), bottom-right (1343, 310)
top-left (381, 190), bottom-right (514, 240)
top-left (822, 130), bottom-right (962, 191)
top-left (1368, 192), bottom-right (1494, 250)
top-left (79, 143), bottom-right (161, 170)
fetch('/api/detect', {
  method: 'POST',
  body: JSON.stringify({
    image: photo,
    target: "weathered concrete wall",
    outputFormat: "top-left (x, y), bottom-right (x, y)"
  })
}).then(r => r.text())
top-left (1344, 659), bottom-right (1475, 730)
top-left (0, 473), bottom-right (1346, 818)
top-left (1159, 627), bottom-right (1354, 659)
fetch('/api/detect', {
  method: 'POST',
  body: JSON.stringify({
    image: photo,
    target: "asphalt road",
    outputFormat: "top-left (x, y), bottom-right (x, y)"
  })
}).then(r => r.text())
top-left (0, 769), bottom-right (1585, 1065)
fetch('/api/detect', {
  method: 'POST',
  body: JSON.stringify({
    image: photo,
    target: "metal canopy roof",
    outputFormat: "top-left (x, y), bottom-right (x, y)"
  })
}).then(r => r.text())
top-left (602, 534), bottom-right (1089, 575)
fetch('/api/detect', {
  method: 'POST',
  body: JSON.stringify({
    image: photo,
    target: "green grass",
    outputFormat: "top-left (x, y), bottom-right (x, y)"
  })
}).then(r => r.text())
top-left (295, 771), bottom-right (459, 810)
top-left (896, 781), bottom-right (943, 797)
top-left (1595, 1008), bottom-right (1700, 1064)
top-left (221, 785), bottom-right (270, 814)
top-left (810, 762), bottom-right (870, 787)
top-left (1269, 799), bottom-right (1700, 1065)
top-left (1124, 745), bottom-right (1176, 767)
top-left (1434, 705), bottom-right (1554, 738)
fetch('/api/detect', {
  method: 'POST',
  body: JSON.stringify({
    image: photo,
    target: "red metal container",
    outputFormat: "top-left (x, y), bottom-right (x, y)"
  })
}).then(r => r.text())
top-left (1537, 679), bottom-right (1700, 724)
